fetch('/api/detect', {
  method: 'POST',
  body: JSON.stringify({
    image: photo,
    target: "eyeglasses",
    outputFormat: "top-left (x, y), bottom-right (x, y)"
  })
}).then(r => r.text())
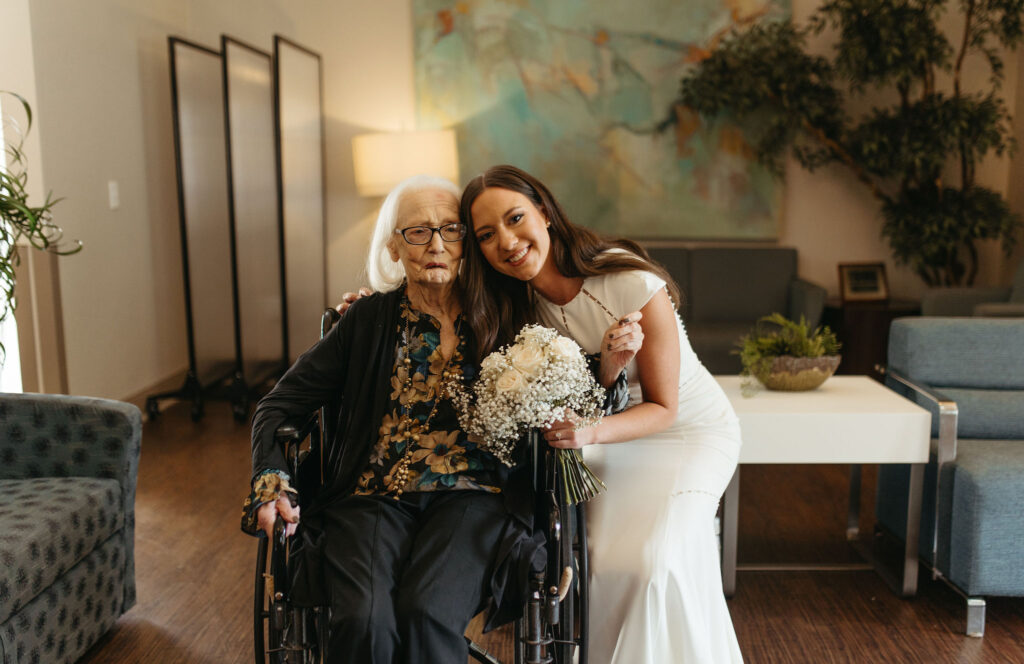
top-left (396, 223), bottom-right (467, 245)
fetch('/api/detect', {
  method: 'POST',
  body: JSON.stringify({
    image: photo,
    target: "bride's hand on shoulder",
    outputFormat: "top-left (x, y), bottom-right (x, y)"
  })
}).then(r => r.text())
top-left (598, 311), bottom-right (644, 388)
top-left (335, 287), bottom-right (372, 315)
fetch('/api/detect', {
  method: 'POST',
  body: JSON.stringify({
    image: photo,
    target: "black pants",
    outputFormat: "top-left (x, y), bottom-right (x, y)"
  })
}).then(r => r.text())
top-left (322, 490), bottom-right (507, 663)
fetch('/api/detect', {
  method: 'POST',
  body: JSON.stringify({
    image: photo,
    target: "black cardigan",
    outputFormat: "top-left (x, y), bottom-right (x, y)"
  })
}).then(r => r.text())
top-left (250, 288), bottom-right (542, 629)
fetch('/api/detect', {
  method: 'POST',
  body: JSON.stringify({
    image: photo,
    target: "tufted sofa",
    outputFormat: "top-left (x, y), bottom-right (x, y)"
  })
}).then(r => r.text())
top-left (642, 245), bottom-right (827, 373)
top-left (876, 318), bottom-right (1024, 636)
top-left (0, 393), bottom-right (141, 664)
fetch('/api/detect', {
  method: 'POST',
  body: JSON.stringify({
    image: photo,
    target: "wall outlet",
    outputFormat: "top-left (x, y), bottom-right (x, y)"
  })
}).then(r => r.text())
top-left (108, 180), bottom-right (120, 210)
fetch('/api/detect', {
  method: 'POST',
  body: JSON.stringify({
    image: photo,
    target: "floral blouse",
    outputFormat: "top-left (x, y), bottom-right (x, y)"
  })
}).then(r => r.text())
top-left (353, 297), bottom-right (501, 495)
top-left (240, 295), bottom-right (501, 535)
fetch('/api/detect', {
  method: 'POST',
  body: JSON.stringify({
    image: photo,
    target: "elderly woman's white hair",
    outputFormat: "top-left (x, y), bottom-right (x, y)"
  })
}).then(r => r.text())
top-left (365, 174), bottom-right (462, 293)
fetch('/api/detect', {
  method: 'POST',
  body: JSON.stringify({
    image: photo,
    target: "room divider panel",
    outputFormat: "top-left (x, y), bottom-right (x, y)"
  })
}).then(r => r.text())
top-left (222, 36), bottom-right (287, 408)
top-left (152, 34), bottom-right (323, 421)
top-left (273, 35), bottom-right (327, 362)
top-left (149, 37), bottom-right (240, 421)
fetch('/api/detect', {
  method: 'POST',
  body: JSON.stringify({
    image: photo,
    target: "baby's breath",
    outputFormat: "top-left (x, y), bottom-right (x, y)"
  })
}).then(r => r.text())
top-left (457, 325), bottom-right (605, 467)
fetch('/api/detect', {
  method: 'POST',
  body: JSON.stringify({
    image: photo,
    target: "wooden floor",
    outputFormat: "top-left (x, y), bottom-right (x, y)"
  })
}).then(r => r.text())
top-left (79, 402), bottom-right (1024, 663)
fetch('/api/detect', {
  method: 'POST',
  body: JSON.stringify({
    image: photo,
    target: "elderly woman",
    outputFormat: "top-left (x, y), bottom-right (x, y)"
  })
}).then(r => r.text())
top-left (240, 175), bottom-right (536, 663)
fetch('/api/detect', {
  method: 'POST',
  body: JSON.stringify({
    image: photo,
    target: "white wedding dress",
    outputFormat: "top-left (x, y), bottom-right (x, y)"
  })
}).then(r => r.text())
top-left (535, 269), bottom-right (744, 664)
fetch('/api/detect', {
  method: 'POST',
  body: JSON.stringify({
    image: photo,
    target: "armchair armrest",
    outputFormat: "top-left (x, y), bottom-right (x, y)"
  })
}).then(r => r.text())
top-left (0, 393), bottom-right (142, 487)
top-left (877, 366), bottom-right (958, 571)
top-left (972, 301), bottom-right (1024, 318)
top-left (0, 393), bottom-right (142, 610)
top-left (787, 278), bottom-right (827, 328)
top-left (921, 287), bottom-right (1011, 316)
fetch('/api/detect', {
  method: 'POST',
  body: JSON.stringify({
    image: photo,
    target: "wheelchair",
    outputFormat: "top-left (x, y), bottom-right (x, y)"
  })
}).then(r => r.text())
top-left (254, 309), bottom-right (590, 664)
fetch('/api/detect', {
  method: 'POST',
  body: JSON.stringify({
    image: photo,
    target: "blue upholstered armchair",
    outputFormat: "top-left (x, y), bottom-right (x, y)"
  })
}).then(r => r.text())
top-left (0, 393), bottom-right (141, 663)
top-left (876, 318), bottom-right (1024, 636)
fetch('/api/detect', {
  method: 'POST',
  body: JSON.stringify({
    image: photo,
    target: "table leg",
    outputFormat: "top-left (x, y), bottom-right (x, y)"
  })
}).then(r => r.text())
top-left (722, 467), bottom-right (739, 597)
top-left (902, 462), bottom-right (924, 596)
top-left (847, 464), bottom-right (862, 540)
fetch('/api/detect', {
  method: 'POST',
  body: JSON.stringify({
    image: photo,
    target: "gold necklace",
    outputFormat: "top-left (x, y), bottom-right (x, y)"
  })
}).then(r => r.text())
top-left (558, 285), bottom-right (617, 339)
top-left (385, 309), bottom-right (463, 499)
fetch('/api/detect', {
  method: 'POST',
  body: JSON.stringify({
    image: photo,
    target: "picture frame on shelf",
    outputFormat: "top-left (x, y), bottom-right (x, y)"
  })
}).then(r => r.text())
top-left (838, 262), bottom-right (889, 302)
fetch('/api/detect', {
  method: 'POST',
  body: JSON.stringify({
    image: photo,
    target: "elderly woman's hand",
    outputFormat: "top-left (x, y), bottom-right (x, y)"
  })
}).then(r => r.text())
top-left (598, 311), bottom-right (644, 388)
top-left (256, 495), bottom-right (300, 539)
top-left (335, 287), bottom-right (372, 315)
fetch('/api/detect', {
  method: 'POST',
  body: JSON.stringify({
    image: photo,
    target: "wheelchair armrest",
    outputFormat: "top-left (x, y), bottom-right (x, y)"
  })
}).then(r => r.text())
top-left (274, 412), bottom-right (320, 479)
top-left (275, 412), bottom-right (319, 450)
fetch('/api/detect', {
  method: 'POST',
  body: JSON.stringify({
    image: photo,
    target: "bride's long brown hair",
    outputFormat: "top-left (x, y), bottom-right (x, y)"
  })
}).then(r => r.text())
top-left (459, 164), bottom-right (681, 360)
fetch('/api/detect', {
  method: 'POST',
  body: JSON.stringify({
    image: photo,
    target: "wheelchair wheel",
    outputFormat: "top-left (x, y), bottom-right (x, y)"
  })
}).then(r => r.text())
top-left (549, 500), bottom-right (588, 664)
top-left (516, 450), bottom-right (589, 664)
top-left (255, 534), bottom-right (325, 664)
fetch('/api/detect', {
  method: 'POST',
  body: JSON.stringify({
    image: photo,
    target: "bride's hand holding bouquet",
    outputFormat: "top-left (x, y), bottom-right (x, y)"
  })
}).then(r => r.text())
top-left (457, 324), bottom-right (607, 504)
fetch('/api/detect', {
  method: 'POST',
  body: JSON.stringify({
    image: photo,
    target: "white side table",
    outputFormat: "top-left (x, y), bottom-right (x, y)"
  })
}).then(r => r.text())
top-left (715, 375), bottom-right (931, 597)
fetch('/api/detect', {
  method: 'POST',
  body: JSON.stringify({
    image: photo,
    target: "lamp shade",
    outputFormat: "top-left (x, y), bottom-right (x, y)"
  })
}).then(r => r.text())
top-left (351, 129), bottom-right (459, 196)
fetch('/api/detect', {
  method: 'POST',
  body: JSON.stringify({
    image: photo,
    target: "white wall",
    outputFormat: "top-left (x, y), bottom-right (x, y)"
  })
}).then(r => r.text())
top-left (1, 0), bottom-right (55, 392)
top-left (15, 0), bottom-right (1024, 400)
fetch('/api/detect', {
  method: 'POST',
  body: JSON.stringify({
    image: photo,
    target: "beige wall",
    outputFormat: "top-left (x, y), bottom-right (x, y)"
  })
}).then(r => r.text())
top-left (21, 0), bottom-right (414, 400)
top-left (1, 0), bottom-right (68, 393)
top-left (783, 0), bottom-right (1023, 298)
top-left (13, 0), bottom-right (1024, 401)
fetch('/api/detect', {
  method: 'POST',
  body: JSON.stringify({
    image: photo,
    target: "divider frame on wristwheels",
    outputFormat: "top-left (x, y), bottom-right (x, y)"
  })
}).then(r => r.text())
top-left (253, 308), bottom-right (588, 663)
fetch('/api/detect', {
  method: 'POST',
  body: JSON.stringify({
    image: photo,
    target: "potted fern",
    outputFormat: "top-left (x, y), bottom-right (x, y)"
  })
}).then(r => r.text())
top-left (0, 91), bottom-right (79, 358)
top-left (737, 313), bottom-right (842, 391)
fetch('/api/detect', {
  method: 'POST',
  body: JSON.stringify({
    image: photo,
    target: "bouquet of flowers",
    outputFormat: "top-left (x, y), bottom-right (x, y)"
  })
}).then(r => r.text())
top-left (457, 324), bottom-right (607, 505)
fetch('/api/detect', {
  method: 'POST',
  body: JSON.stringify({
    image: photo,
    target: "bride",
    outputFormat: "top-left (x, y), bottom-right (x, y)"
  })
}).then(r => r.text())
top-left (459, 164), bottom-right (743, 663)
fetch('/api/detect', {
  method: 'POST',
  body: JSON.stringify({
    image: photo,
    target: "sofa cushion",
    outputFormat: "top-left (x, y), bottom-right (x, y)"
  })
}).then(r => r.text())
top-left (0, 477), bottom-right (123, 624)
top-left (644, 247), bottom-right (691, 316)
top-left (687, 248), bottom-right (795, 323)
top-left (686, 321), bottom-right (749, 374)
top-left (938, 388), bottom-right (1024, 439)
top-left (905, 387), bottom-right (1024, 439)
top-left (0, 534), bottom-right (126, 664)
top-left (876, 439), bottom-right (1024, 596)
top-left (947, 439), bottom-right (1024, 595)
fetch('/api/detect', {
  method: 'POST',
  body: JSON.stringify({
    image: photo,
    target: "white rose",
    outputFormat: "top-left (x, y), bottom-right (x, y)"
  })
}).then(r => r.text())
top-left (509, 343), bottom-right (546, 377)
top-left (548, 335), bottom-right (582, 364)
top-left (480, 352), bottom-right (503, 374)
top-left (517, 325), bottom-right (549, 348)
top-left (495, 368), bottom-right (528, 394)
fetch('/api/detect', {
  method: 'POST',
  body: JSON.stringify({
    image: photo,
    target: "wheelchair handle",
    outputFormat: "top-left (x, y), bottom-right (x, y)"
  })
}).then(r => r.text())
top-left (273, 515), bottom-right (289, 547)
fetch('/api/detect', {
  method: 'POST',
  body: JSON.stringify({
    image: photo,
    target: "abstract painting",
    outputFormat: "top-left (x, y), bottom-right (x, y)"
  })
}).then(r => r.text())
top-left (413, 0), bottom-right (789, 239)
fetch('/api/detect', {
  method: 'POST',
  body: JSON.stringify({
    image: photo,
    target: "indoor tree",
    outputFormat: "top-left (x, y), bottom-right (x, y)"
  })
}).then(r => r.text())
top-left (673, 0), bottom-right (1024, 286)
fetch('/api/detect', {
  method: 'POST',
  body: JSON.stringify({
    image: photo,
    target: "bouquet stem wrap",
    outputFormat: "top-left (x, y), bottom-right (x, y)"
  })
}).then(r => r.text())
top-left (556, 446), bottom-right (606, 506)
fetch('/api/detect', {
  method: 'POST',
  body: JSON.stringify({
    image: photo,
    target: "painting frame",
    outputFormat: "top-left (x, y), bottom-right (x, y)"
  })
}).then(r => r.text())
top-left (838, 262), bottom-right (889, 302)
top-left (411, 0), bottom-right (789, 241)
